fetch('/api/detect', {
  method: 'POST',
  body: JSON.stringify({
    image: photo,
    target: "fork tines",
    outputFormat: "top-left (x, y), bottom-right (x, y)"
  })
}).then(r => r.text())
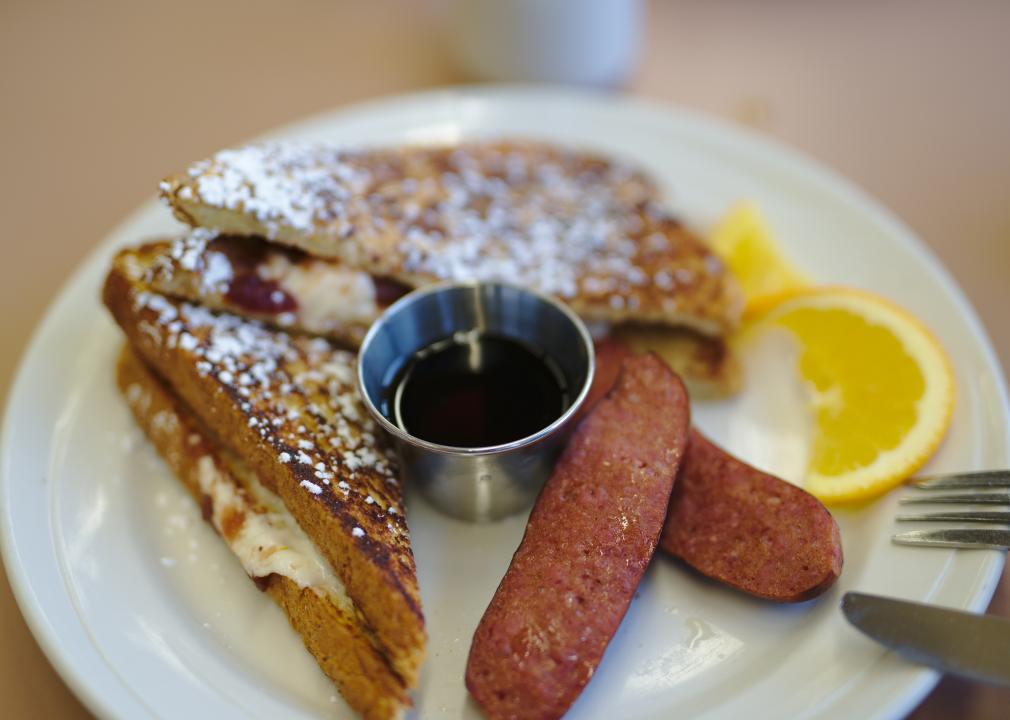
top-left (896, 510), bottom-right (1010, 524)
top-left (911, 470), bottom-right (1010, 489)
top-left (893, 470), bottom-right (1010, 549)
top-left (899, 492), bottom-right (1010, 505)
top-left (892, 528), bottom-right (1010, 550)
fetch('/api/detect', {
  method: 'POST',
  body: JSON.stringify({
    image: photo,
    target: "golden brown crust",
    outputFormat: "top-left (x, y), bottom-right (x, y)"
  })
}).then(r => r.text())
top-left (612, 324), bottom-right (742, 398)
top-left (103, 255), bottom-right (425, 686)
top-left (116, 347), bottom-right (409, 719)
top-left (267, 580), bottom-right (407, 720)
top-left (159, 140), bottom-right (741, 336)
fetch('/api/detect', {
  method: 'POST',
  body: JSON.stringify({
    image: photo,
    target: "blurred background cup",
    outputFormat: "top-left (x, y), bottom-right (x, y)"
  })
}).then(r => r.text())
top-left (448, 0), bottom-right (645, 87)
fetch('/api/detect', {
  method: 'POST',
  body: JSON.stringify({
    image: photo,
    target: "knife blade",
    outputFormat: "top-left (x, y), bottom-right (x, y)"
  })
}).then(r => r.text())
top-left (841, 592), bottom-right (1010, 687)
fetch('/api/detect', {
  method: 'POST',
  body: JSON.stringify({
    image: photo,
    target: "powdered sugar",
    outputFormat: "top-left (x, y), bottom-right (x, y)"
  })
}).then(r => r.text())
top-left (391, 148), bottom-right (649, 299)
top-left (131, 288), bottom-right (405, 543)
top-left (164, 142), bottom-right (723, 314)
top-left (181, 143), bottom-right (370, 238)
top-left (173, 227), bottom-right (218, 271)
top-left (146, 227), bottom-right (232, 295)
top-left (202, 250), bottom-right (233, 293)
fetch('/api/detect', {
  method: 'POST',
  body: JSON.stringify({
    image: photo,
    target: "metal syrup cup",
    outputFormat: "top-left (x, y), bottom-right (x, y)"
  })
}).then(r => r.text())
top-left (357, 282), bottom-right (595, 522)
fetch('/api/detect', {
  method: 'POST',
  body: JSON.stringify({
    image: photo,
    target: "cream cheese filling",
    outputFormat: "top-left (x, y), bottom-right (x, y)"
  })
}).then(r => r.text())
top-left (258, 252), bottom-right (379, 328)
top-left (195, 454), bottom-right (353, 612)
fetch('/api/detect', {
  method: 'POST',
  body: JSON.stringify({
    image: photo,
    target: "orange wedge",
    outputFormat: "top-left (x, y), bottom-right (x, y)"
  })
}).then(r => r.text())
top-left (709, 201), bottom-right (810, 313)
top-left (747, 287), bottom-right (955, 504)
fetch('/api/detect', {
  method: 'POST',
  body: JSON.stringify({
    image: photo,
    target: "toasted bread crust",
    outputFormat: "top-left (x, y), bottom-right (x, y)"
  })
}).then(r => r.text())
top-left (160, 140), bottom-right (741, 336)
top-left (117, 347), bottom-right (409, 719)
top-left (103, 256), bottom-right (425, 686)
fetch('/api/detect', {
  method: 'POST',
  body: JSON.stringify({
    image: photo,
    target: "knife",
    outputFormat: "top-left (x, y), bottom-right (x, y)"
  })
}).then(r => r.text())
top-left (841, 592), bottom-right (1010, 687)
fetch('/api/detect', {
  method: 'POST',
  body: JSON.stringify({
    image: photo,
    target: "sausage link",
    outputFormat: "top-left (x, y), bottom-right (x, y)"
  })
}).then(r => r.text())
top-left (590, 339), bottom-right (842, 602)
top-left (661, 431), bottom-right (842, 602)
top-left (465, 353), bottom-right (690, 720)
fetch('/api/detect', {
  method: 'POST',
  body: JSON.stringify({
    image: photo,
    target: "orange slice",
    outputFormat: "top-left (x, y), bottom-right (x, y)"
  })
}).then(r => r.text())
top-left (748, 287), bottom-right (955, 503)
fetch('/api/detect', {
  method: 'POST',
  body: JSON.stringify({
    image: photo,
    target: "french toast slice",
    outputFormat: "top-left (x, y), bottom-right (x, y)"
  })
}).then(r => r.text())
top-left (103, 253), bottom-right (426, 687)
top-left (159, 140), bottom-right (742, 337)
top-left (117, 346), bottom-right (410, 719)
top-left (119, 233), bottom-right (741, 396)
top-left (119, 232), bottom-right (400, 348)
top-left (612, 324), bottom-right (742, 399)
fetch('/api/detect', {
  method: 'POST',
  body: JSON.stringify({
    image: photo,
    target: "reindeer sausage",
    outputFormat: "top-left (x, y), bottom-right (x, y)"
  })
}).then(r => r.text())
top-left (465, 353), bottom-right (690, 720)
top-left (590, 338), bottom-right (843, 602)
top-left (661, 430), bottom-right (843, 602)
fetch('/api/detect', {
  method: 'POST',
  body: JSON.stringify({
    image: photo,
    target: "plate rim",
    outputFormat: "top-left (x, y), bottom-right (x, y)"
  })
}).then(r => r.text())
top-left (2, 83), bottom-right (1007, 720)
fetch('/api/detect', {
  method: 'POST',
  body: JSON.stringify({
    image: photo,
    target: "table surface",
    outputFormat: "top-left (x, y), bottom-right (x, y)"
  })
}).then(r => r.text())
top-left (2, 0), bottom-right (1008, 717)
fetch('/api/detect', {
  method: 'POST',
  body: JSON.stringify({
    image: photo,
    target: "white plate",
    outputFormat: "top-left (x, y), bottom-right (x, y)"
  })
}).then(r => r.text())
top-left (2, 86), bottom-right (1008, 720)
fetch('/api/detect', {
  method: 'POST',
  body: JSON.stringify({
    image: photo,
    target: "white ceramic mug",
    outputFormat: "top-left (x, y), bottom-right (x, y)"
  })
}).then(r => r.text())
top-left (449, 0), bottom-right (644, 87)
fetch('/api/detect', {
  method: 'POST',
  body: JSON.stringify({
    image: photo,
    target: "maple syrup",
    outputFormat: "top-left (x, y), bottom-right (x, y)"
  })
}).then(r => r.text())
top-left (388, 332), bottom-right (570, 448)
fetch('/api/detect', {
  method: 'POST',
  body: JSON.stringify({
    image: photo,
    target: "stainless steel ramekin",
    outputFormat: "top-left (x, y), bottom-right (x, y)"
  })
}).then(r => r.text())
top-left (356, 282), bottom-right (595, 522)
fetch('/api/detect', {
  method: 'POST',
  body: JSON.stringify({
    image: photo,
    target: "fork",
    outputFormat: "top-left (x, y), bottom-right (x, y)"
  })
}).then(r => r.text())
top-left (892, 470), bottom-right (1010, 550)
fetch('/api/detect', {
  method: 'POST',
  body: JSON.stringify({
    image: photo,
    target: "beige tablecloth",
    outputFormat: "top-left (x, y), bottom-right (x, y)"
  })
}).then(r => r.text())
top-left (1, 0), bottom-right (1008, 717)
